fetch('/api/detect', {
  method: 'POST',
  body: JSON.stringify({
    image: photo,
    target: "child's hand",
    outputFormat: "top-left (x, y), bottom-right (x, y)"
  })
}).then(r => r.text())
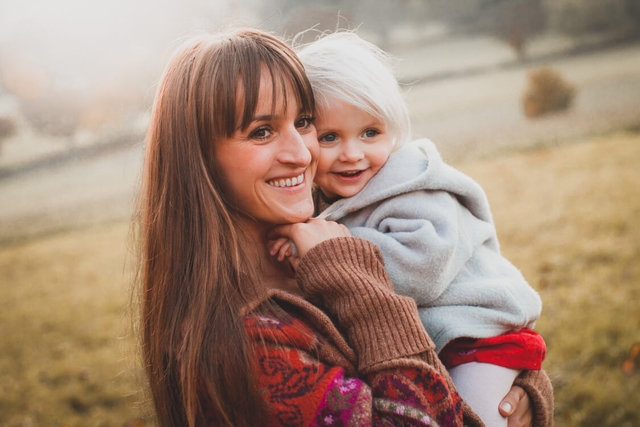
top-left (269, 219), bottom-right (351, 270)
top-left (268, 237), bottom-right (296, 262)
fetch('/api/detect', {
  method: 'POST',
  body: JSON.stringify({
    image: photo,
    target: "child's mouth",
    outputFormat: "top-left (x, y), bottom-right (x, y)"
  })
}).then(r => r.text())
top-left (336, 170), bottom-right (364, 178)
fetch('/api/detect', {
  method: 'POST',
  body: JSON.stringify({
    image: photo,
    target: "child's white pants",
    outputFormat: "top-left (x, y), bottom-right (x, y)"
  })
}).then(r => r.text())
top-left (449, 362), bottom-right (521, 427)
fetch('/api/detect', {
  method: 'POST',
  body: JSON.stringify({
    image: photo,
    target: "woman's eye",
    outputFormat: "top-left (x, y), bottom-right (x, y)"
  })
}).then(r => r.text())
top-left (295, 116), bottom-right (314, 129)
top-left (363, 129), bottom-right (379, 138)
top-left (319, 133), bottom-right (338, 144)
top-left (250, 127), bottom-right (272, 140)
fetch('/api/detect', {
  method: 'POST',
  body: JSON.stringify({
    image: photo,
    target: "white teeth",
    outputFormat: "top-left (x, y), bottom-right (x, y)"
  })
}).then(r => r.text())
top-left (268, 173), bottom-right (304, 188)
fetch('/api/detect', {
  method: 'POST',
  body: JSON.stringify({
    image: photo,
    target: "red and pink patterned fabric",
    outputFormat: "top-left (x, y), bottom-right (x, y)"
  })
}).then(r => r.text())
top-left (245, 312), bottom-right (464, 426)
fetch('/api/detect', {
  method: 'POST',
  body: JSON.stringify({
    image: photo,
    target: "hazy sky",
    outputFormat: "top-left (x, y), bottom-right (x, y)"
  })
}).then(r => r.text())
top-left (0, 0), bottom-right (251, 93)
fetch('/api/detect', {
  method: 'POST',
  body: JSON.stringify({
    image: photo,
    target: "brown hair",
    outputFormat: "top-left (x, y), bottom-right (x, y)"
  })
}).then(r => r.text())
top-left (136, 28), bottom-right (314, 426)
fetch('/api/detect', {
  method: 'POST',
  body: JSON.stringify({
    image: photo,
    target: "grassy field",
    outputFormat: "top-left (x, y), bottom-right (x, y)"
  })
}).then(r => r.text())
top-left (0, 131), bottom-right (639, 426)
top-left (0, 224), bottom-right (147, 426)
top-left (459, 131), bottom-right (640, 426)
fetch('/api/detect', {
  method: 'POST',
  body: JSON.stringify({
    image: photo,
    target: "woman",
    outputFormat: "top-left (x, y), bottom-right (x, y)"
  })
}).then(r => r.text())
top-left (136, 28), bottom-right (553, 426)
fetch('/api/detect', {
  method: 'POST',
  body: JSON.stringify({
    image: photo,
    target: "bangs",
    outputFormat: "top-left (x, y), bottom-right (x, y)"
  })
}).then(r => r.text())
top-left (236, 37), bottom-right (315, 133)
top-left (202, 30), bottom-right (315, 139)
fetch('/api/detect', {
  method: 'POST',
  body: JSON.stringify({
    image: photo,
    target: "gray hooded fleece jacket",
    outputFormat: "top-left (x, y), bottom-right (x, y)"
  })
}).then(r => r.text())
top-left (315, 139), bottom-right (542, 353)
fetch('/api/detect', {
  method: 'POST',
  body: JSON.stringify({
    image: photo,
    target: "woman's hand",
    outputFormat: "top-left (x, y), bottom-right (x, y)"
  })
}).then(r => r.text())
top-left (500, 385), bottom-right (532, 427)
top-left (269, 218), bottom-right (351, 269)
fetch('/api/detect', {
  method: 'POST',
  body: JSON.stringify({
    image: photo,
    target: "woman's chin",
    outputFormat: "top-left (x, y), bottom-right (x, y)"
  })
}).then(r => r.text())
top-left (279, 199), bottom-right (315, 224)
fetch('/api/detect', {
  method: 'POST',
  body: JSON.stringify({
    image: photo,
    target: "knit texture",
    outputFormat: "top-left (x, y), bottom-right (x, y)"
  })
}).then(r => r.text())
top-left (314, 139), bottom-right (542, 353)
top-left (297, 237), bottom-right (434, 373)
top-left (514, 369), bottom-right (555, 427)
top-left (245, 309), bottom-right (464, 426)
top-left (217, 237), bottom-right (554, 426)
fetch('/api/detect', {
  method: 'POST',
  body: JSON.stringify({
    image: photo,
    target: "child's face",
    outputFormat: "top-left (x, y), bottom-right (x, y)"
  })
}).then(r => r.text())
top-left (314, 98), bottom-right (394, 199)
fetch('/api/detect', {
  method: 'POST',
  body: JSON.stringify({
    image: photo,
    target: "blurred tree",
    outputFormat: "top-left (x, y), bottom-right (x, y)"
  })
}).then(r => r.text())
top-left (17, 95), bottom-right (83, 138)
top-left (0, 56), bottom-right (77, 137)
top-left (544, 0), bottom-right (640, 37)
top-left (346, 0), bottom-right (412, 47)
top-left (419, 0), bottom-right (545, 59)
top-left (488, 0), bottom-right (546, 59)
top-left (421, 0), bottom-right (482, 27)
top-left (0, 116), bottom-right (17, 144)
top-left (279, 4), bottom-right (350, 43)
top-left (262, 0), bottom-right (415, 47)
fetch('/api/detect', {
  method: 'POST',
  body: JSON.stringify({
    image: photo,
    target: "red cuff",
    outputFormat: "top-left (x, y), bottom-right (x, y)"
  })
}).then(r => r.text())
top-left (439, 329), bottom-right (547, 370)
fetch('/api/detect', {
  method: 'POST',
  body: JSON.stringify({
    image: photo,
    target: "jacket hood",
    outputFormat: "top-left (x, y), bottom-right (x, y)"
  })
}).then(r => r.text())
top-left (318, 139), bottom-right (493, 224)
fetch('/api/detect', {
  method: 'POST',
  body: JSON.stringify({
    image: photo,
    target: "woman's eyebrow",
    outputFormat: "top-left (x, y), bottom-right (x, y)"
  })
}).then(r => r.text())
top-left (251, 114), bottom-right (277, 122)
top-left (236, 114), bottom-right (276, 131)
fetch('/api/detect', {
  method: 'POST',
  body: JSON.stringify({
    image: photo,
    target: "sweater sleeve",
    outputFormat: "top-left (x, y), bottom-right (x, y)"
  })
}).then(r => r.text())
top-left (248, 324), bottom-right (466, 426)
top-left (514, 369), bottom-right (555, 427)
top-left (294, 237), bottom-right (553, 427)
top-left (292, 237), bottom-right (470, 426)
top-left (296, 237), bottom-right (434, 371)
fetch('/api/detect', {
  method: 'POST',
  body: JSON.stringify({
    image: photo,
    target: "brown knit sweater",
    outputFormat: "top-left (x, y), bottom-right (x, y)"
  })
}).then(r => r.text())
top-left (253, 237), bottom-right (554, 426)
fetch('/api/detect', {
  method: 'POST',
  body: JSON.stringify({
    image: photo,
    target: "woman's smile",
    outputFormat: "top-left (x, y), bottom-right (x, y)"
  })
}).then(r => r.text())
top-left (267, 172), bottom-right (305, 188)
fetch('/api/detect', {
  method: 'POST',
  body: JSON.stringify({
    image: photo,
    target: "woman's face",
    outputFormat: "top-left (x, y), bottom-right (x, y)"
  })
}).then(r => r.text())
top-left (215, 70), bottom-right (318, 226)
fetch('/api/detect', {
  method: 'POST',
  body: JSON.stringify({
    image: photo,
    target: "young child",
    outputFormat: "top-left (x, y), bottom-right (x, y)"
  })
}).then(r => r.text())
top-left (294, 32), bottom-right (547, 426)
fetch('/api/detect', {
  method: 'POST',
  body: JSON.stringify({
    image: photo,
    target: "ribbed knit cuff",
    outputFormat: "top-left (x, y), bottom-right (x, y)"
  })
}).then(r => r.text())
top-left (514, 369), bottom-right (554, 427)
top-left (297, 237), bottom-right (434, 372)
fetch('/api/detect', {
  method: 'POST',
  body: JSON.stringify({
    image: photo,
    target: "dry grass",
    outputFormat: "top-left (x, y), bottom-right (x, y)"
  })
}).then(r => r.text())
top-left (459, 131), bottom-right (640, 426)
top-left (0, 131), bottom-right (638, 425)
top-left (0, 223), bottom-right (148, 426)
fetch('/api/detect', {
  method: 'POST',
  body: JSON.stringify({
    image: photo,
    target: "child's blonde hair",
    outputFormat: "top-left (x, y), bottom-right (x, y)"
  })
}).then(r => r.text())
top-left (297, 31), bottom-right (411, 147)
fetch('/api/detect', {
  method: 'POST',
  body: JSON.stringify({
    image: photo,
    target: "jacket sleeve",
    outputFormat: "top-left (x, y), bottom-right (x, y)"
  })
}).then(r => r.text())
top-left (346, 189), bottom-right (497, 305)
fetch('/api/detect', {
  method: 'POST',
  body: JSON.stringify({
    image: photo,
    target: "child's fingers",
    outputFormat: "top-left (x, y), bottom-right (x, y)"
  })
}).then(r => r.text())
top-left (268, 237), bottom-right (290, 257)
top-left (276, 241), bottom-right (293, 262)
top-left (270, 219), bottom-right (351, 259)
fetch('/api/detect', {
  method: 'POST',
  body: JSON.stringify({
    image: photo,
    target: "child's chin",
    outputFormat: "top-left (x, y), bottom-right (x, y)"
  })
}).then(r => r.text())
top-left (337, 188), bottom-right (361, 198)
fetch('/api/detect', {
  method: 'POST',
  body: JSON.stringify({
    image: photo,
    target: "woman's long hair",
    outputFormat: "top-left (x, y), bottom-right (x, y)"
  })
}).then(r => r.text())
top-left (136, 28), bottom-right (314, 427)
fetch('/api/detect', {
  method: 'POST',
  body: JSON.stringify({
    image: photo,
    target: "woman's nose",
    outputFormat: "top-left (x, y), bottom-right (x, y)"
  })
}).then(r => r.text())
top-left (277, 127), bottom-right (312, 167)
top-left (339, 140), bottom-right (364, 163)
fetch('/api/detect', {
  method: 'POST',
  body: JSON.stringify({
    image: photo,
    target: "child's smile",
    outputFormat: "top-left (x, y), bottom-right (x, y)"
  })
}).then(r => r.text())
top-left (314, 98), bottom-right (395, 199)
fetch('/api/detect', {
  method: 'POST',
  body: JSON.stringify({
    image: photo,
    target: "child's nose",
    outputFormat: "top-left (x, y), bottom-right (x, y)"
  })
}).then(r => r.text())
top-left (339, 141), bottom-right (365, 162)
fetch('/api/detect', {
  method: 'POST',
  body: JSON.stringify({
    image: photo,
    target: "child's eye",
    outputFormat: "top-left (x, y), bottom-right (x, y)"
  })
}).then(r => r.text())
top-left (319, 133), bottom-right (338, 144)
top-left (295, 115), bottom-right (314, 129)
top-left (363, 129), bottom-right (380, 138)
top-left (250, 126), bottom-right (272, 140)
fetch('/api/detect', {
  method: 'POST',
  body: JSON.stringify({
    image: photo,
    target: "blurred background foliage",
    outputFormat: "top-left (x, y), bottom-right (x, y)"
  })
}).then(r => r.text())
top-left (0, 0), bottom-right (639, 142)
top-left (1, 0), bottom-right (639, 425)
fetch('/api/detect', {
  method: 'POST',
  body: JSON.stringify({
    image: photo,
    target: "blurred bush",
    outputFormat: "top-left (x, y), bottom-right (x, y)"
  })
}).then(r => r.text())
top-left (522, 67), bottom-right (576, 118)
